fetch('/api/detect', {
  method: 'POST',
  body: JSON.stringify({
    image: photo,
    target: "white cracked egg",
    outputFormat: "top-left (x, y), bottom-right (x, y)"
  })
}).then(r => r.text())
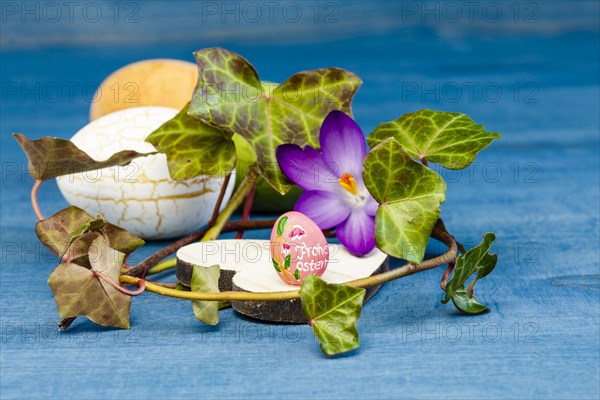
top-left (56, 106), bottom-right (235, 240)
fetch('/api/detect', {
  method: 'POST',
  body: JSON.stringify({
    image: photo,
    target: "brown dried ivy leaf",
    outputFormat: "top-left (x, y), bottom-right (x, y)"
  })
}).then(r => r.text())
top-left (48, 235), bottom-right (131, 329)
top-left (13, 133), bottom-right (154, 181)
top-left (36, 206), bottom-right (144, 267)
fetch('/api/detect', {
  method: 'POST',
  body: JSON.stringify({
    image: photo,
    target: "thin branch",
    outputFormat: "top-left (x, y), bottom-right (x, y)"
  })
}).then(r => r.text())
top-left (125, 218), bottom-right (276, 278)
top-left (440, 261), bottom-right (455, 291)
top-left (120, 223), bottom-right (458, 302)
top-left (202, 164), bottom-right (260, 242)
top-left (208, 173), bottom-right (231, 228)
top-left (235, 182), bottom-right (256, 239)
top-left (31, 180), bottom-right (44, 220)
top-left (146, 258), bottom-right (177, 276)
top-left (95, 270), bottom-right (146, 296)
top-left (150, 281), bottom-right (178, 289)
top-left (467, 277), bottom-right (477, 298)
top-left (62, 220), bottom-right (456, 331)
top-left (436, 218), bottom-right (465, 253)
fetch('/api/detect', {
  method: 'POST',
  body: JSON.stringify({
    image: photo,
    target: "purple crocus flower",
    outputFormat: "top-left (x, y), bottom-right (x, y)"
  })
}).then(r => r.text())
top-left (276, 110), bottom-right (378, 256)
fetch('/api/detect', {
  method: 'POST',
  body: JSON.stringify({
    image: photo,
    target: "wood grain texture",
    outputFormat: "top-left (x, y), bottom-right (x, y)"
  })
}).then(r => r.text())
top-left (1, 2), bottom-right (598, 399)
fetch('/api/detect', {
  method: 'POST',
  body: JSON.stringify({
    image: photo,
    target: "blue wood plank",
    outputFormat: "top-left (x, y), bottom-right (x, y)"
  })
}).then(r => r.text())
top-left (1, 2), bottom-right (599, 399)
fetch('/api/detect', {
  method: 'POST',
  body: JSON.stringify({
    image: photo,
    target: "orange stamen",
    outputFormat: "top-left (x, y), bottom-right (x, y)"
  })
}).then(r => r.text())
top-left (339, 173), bottom-right (359, 195)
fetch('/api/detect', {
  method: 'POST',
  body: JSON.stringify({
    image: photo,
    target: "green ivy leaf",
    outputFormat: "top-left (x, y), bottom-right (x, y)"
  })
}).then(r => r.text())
top-left (145, 102), bottom-right (236, 179)
top-left (363, 138), bottom-right (446, 264)
top-left (443, 232), bottom-right (497, 303)
top-left (47, 235), bottom-right (131, 329)
top-left (13, 133), bottom-right (153, 181)
top-left (276, 216), bottom-right (288, 237)
top-left (443, 233), bottom-right (498, 314)
top-left (190, 264), bottom-right (221, 325)
top-left (294, 268), bottom-right (301, 280)
top-left (188, 47), bottom-right (361, 194)
top-left (300, 275), bottom-right (366, 356)
top-left (367, 109), bottom-right (501, 170)
top-left (36, 206), bottom-right (144, 267)
top-left (451, 287), bottom-right (489, 314)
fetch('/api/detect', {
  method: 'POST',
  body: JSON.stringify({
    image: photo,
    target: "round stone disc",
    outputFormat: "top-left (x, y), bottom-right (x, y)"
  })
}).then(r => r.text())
top-left (176, 239), bottom-right (389, 323)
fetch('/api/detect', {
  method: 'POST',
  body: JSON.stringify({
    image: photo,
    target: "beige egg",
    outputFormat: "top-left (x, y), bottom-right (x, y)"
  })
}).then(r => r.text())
top-left (57, 106), bottom-right (235, 240)
top-left (89, 59), bottom-right (198, 121)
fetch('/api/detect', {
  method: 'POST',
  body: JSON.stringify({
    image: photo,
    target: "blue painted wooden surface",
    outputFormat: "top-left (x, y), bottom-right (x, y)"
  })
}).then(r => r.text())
top-left (1, 2), bottom-right (599, 399)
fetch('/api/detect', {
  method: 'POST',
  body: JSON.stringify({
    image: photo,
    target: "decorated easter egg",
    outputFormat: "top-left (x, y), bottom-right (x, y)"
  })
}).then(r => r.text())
top-left (56, 106), bottom-right (235, 240)
top-left (89, 59), bottom-right (198, 121)
top-left (270, 211), bottom-right (329, 285)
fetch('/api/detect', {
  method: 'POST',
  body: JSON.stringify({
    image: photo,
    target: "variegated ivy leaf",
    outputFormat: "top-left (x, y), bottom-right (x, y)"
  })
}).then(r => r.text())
top-left (13, 133), bottom-right (153, 181)
top-left (36, 206), bottom-right (143, 267)
top-left (47, 235), bottom-right (131, 329)
top-left (367, 109), bottom-right (501, 170)
top-left (300, 275), bottom-right (366, 356)
top-left (188, 47), bottom-right (361, 194)
top-left (190, 264), bottom-right (221, 325)
top-left (146, 103), bottom-right (236, 179)
top-left (363, 138), bottom-right (446, 264)
top-left (443, 233), bottom-right (498, 314)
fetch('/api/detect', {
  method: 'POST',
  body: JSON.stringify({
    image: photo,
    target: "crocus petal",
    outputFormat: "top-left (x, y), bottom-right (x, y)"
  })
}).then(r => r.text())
top-left (336, 210), bottom-right (376, 256)
top-left (365, 196), bottom-right (379, 216)
top-left (276, 144), bottom-right (337, 191)
top-left (320, 110), bottom-right (367, 178)
top-left (294, 190), bottom-right (351, 230)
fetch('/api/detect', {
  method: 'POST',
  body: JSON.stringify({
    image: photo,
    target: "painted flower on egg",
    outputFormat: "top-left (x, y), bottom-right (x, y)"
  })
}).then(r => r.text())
top-left (276, 110), bottom-right (378, 256)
